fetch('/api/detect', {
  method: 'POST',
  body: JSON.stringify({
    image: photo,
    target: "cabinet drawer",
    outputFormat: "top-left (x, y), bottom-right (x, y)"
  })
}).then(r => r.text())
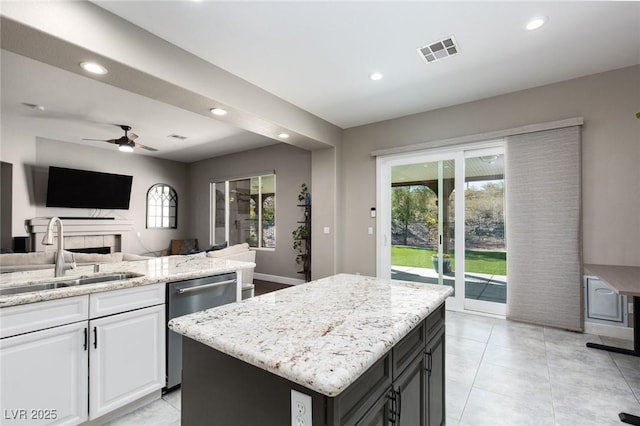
top-left (426, 304), bottom-right (445, 336)
top-left (90, 284), bottom-right (164, 319)
top-left (393, 320), bottom-right (425, 379)
top-left (0, 295), bottom-right (89, 339)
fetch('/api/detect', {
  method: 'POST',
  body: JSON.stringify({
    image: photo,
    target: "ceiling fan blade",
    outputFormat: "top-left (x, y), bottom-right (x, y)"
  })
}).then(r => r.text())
top-left (128, 132), bottom-right (139, 141)
top-left (82, 138), bottom-right (118, 144)
top-left (134, 142), bottom-right (158, 152)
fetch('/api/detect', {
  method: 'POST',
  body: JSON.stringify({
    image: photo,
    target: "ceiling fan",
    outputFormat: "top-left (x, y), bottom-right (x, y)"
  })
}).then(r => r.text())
top-left (82, 125), bottom-right (158, 152)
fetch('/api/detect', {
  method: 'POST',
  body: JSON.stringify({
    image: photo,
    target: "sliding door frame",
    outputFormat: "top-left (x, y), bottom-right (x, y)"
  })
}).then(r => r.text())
top-left (376, 140), bottom-right (504, 313)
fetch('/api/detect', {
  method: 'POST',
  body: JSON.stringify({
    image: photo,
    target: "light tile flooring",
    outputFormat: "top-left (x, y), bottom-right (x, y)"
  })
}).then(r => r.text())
top-left (106, 311), bottom-right (640, 425)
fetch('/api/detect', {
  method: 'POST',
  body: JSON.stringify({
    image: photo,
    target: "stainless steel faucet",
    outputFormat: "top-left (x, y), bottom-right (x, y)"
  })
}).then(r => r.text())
top-left (42, 217), bottom-right (67, 277)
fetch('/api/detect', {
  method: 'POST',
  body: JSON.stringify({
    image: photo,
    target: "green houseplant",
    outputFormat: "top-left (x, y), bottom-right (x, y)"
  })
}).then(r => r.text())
top-left (292, 184), bottom-right (311, 281)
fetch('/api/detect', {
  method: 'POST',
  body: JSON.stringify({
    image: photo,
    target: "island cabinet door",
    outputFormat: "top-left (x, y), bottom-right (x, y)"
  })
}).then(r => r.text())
top-left (390, 352), bottom-right (427, 426)
top-left (425, 325), bottom-right (445, 426)
top-left (0, 321), bottom-right (89, 426)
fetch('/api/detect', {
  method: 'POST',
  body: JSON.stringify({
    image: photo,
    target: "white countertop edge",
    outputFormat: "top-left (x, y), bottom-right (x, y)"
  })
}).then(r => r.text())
top-left (0, 256), bottom-right (255, 308)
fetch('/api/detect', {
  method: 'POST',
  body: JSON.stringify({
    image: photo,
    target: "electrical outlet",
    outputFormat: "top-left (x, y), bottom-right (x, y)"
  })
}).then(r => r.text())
top-left (291, 389), bottom-right (312, 426)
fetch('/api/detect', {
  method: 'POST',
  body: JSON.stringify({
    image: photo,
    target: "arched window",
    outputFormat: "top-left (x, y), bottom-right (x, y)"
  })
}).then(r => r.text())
top-left (147, 184), bottom-right (177, 229)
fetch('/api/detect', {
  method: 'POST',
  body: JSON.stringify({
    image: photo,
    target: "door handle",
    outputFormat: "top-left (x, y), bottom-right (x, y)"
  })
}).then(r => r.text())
top-left (176, 279), bottom-right (236, 295)
top-left (388, 388), bottom-right (397, 424)
top-left (83, 327), bottom-right (88, 351)
top-left (93, 327), bottom-right (97, 349)
top-left (397, 386), bottom-right (402, 425)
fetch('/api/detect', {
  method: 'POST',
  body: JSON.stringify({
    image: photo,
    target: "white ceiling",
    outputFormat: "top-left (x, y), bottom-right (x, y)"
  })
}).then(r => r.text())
top-left (94, 1), bottom-right (640, 128)
top-left (0, 50), bottom-right (279, 163)
top-left (2, 1), bottom-right (639, 163)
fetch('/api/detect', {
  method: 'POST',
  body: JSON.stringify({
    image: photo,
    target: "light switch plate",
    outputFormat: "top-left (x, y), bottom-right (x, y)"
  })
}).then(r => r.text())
top-left (291, 389), bottom-right (312, 426)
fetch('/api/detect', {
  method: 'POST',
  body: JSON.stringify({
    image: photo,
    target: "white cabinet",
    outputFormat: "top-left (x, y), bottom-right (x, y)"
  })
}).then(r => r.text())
top-left (0, 321), bottom-right (88, 426)
top-left (0, 284), bottom-right (165, 425)
top-left (89, 304), bottom-right (165, 419)
top-left (584, 276), bottom-right (627, 325)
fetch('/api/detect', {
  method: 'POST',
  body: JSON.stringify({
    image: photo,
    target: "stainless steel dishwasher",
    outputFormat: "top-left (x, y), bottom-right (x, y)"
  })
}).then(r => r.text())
top-left (166, 273), bottom-right (237, 390)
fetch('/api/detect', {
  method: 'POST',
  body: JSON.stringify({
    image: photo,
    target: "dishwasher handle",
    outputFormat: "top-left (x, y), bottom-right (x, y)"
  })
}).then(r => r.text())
top-left (175, 279), bottom-right (236, 295)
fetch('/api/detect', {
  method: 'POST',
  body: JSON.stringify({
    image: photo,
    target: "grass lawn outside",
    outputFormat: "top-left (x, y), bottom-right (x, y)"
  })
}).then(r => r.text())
top-left (391, 246), bottom-right (506, 276)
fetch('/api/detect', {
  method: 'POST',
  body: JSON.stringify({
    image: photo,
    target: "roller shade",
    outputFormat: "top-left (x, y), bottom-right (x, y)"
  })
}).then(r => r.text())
top-left (505, 126), bottom-right (582, 331)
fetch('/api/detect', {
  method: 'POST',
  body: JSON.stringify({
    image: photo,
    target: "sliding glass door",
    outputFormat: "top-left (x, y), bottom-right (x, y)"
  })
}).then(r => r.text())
top-left (463, 148), bottom-right (506, 315)
top-left (377, 144), bottom-right (506, 315)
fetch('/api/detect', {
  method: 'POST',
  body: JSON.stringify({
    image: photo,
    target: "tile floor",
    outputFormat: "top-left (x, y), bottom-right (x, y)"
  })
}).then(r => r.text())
top-left (105, 310), bottom-right (640, 425)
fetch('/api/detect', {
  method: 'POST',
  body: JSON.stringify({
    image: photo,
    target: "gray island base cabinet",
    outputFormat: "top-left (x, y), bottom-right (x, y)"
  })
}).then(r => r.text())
top-left (181, 304), bottom-right (446, 426)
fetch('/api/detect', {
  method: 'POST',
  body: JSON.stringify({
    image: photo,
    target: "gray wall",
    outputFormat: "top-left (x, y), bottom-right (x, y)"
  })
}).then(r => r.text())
top-left (340, 65), bottom-right (640, 275)
top-left (35, 138), bottom-right (190, 254)
top-left (0, 130), bottom-right (190, 254)
top-left (189, 143), bottom-right (311, 279)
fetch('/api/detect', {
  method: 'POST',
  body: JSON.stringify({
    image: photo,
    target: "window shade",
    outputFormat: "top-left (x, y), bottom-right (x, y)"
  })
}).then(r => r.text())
top-left (505, 126), bottom-right (582, 331)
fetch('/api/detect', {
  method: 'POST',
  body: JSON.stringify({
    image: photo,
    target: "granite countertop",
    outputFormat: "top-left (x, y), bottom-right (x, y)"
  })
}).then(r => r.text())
top-left (0, 254), bottom-right (255, 308)
top-left (168, 273), bottom-right (453, 397)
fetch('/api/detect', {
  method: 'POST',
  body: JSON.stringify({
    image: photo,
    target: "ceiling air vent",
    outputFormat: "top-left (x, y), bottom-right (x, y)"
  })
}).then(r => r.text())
top-left (168, 134), bottom-right (188, 140)
top-left (418, 36), bottom-right (459, 63)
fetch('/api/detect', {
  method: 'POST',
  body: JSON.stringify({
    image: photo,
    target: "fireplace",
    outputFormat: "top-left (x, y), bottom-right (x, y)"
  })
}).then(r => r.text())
top-left (28, 218), bottom-right (134, 253)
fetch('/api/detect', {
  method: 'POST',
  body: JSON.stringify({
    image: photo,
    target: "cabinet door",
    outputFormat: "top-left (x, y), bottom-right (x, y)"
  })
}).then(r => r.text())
top-left (425, 326), bottom-right (445, 426)
top-left (393, 352), bottom-right (426, 426)
top-left (0, 321), bottom-right (88, 425)
top-left (354, 390), bottom-right (392, 426)
top-left (89, 304), bottom-right (165, 420)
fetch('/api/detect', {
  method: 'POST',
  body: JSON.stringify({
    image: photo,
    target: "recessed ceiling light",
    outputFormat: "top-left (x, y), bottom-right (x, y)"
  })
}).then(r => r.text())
top-left (369, 72), bottom-right (384, 81)
top-left (526, 16), bottom-right (548, 31)
top-left (80, 61), bottom-right (108, 75)
top-left (210, 108), bottom-right (228, 116)
top-left (278, 133), bottom-right (290, 139)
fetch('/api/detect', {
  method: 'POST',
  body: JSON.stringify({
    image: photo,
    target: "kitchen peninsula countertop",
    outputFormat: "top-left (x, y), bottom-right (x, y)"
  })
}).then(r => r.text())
top-left (168, 273), bottom-right (453, 397)
top-left (0, 254), bottom-right (255, 308)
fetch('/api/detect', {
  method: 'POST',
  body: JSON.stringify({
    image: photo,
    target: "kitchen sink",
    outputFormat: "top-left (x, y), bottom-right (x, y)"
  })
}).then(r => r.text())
top-left (0, 272), bottom-right (144, 296)
top-left (58, 272), bottom-right (144, 286)
top-left (0, 281), bottom-right (75, 296)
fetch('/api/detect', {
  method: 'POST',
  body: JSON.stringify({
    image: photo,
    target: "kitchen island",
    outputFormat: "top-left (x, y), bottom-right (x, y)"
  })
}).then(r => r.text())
top-left (169, 273), bottom-right (453, 426)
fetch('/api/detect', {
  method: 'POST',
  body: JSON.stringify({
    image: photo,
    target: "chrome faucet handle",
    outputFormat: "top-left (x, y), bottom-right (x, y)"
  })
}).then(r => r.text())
top-left (70, 252), bottom-right (77, 270)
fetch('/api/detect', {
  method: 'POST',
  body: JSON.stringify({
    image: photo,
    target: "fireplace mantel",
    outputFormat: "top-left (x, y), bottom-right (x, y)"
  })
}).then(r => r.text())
top-left (28, 218), bottom-right (134, 253)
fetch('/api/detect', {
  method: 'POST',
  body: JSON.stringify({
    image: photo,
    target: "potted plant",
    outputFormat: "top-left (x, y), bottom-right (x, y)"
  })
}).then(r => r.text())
top-left (293, 183), bottom-right (311, 281)
top-left (431, 253), bottom-right (452, 274)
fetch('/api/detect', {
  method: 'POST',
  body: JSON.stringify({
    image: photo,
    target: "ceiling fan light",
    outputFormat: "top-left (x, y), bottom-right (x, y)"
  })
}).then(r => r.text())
top-left (118, 144), bottom-right (134, 153)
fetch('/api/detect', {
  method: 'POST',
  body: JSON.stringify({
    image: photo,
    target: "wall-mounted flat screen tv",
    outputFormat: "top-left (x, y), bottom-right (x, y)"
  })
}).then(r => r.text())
top-left (46, 166), bottom-right (133, 210)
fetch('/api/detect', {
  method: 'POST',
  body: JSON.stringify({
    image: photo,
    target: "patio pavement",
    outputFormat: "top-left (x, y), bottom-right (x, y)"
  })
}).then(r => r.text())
top-left (391, 265), bottom-right (507, 304)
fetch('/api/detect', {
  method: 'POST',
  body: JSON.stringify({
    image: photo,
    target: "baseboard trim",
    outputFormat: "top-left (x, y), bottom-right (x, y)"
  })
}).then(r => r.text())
top-left (254, 273), bottom-right (304, 286)
top-left (584, 321), bottom-right (633, 340)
